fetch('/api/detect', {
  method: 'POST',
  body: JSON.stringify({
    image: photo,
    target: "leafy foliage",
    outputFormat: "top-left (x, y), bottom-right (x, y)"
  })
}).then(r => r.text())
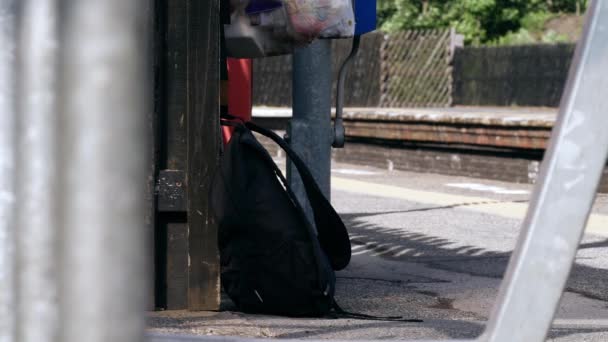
top-left (377, 0), bottom-right (588, 45)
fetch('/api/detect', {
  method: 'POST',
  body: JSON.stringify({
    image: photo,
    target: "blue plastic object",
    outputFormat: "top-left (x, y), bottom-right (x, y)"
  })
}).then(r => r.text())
top-left (354, 0), bottom-right (377, 35)
top-left (246, 0), bottom-right (282, 14)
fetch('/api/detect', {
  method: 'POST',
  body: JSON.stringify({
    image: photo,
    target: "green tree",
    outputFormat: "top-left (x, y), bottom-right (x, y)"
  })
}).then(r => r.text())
top-left (377, 0), bottom-right (586, 44)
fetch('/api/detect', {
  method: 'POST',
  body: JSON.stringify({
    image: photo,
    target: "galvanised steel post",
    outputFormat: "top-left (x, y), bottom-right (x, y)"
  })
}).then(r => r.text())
top-left (288, 39), bottom-right (333, 219)
top-left (57, 1), bottom-right (148, 342)
top-left (0, 2), bottom-right (17, 342)
top-left (15, 1), bottom-right (59, 341)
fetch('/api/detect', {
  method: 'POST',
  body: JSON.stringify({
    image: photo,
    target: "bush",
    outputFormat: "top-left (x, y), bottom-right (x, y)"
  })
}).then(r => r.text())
top-left (377, 0), bottom-right (587, 45)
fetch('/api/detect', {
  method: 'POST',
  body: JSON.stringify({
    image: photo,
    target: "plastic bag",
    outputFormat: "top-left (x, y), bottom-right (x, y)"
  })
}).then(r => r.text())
top-left (225, 0), bottom-right (355, 57)
top-left (241, 0), bottom-right (355, 41)
top-left (282, 0), bottom-right (355, 41)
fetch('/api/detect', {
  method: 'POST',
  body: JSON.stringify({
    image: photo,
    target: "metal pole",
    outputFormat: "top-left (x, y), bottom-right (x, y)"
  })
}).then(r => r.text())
top-left (483, 1), bottom-right (608, 341)
top-left (57, 1), bottom-right (148, 342)
top-left (0, 2), bottom-right (17, 342)
top-left (15, 1), bottom-right (59, 341)
top-left (288, 39), bottom-right (333, 218)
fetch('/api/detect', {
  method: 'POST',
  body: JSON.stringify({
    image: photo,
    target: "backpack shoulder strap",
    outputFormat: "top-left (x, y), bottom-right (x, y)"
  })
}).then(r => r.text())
top-left (245, 121), bottom-right (351, 271)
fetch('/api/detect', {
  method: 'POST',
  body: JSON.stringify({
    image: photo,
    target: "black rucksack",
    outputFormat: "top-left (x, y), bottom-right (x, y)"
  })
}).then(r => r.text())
top-left (211, 120), bottom-right (351, 317)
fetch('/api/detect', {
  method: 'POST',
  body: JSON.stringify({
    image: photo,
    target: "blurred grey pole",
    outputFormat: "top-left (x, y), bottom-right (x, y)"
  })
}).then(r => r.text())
top-left (57, 1), bottom-right (148, 342)
top-left (15, 1), bottom-right (59, 341)
top-left (288, 40), bottom-right (333, 219)
top-left (0, 2), bottom-right (17, 342)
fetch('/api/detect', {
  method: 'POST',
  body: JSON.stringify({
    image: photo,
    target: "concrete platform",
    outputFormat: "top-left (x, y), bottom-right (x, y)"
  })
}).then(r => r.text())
top-left (252, 106), bottom-right (608, 192)
top-left (253, 106), bottom-right (556, 150)
top-left (253, 106), bottom-right (557, 126)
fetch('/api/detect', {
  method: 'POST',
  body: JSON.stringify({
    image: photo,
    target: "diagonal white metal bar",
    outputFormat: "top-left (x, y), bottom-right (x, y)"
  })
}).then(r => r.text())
top-left (15, 1), bottom-right (60, 341)
top-left (482, 1), bottom-right (608, 341)
top-left (0, 1), bottom-right (17, 342)
top-left (56, 1), bottom-right (148, 342)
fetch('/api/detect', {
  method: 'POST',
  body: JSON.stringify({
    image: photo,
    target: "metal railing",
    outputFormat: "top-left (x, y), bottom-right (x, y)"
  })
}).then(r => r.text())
top-left (1, 0), bottom-right (607, 341)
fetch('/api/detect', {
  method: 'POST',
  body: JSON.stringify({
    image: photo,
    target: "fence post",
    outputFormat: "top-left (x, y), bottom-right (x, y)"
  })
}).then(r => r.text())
top-left (448, 28), bottom-right (464, 107)
top-left (57, 1), bottom-right (148, 341)
top-left (185, 0), bottom-right (221, 311)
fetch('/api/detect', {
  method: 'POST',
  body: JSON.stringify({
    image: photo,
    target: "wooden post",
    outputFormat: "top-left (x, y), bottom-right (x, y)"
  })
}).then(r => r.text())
top-left (154, 0), bottom-right (220, 311)
top-left (186, 0), bottom-right (221, 311)
top-left (159, 0), bottom-right (189, 311)
top-left (144, 0), bottom-right (157, 312)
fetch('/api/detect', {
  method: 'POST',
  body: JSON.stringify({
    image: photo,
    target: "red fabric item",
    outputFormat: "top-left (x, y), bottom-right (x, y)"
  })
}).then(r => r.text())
top-left (223, 58), bottom-right (252, 145)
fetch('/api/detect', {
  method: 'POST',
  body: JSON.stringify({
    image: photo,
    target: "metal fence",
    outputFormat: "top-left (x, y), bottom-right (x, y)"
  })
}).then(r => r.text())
top-left (252, 32), bottom-right (384, 108)
top-left (254, 32), bottom-right (578, 109)
top-left (380, 29), bottom-right (458, 108)
top-left (253, 29), bottom-right (460, 108)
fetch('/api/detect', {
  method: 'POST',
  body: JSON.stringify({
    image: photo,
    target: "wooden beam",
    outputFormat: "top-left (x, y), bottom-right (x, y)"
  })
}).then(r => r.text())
top-left (144, 0), bottom-right (157, 312)
top-left (186, 0), bottom-right (221, 310)
top-left (156, 0), bottom-right (189, 310)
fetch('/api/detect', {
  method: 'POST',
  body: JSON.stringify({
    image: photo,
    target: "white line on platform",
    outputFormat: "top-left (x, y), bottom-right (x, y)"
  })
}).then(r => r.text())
top-left (332, 177), bottom-right (608, 237)
top-left (332, 168), bottom-right (380, 176)
top-left (445, 182), bottom-right (530, 195)
top-left (552, 319), bottom-right (608, 327)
